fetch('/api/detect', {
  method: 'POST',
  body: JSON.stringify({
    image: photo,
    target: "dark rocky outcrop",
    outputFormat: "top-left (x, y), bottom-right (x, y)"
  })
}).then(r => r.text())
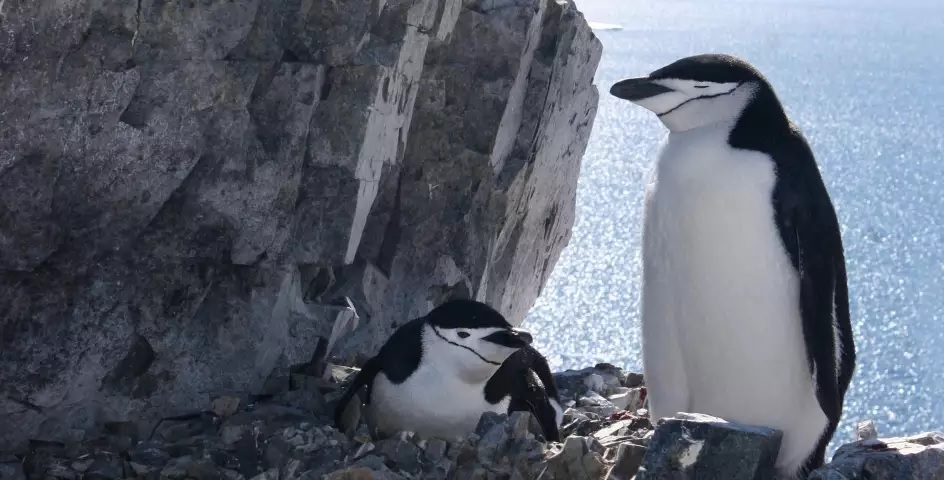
top-left (634, 413), bottom-right (782, 480)
top-left (5, 364), bottom-right (652, 480)
top-left (0, 0), bottom-right (602, 450)
top-left (809, 431), bottom-right (944, 480)
top-left (6, 363), bottom-right (941, 479)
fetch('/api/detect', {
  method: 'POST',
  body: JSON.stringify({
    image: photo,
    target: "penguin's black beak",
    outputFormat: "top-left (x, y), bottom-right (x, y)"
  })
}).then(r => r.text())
top-left (610, 76), bottom-right (674, 101)
top-left (483, 328), bottom-right (533, 348)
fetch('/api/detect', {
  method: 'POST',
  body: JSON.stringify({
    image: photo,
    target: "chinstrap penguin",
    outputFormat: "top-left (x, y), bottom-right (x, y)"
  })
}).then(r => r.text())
top-left (333, 299), bottom-right (564, 442)
top-left (610, 54), bottom-right (856, 478)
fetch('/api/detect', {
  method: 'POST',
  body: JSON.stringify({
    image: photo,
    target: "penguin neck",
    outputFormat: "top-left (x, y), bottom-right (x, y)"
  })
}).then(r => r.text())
top-left (664, 87), bottom-right (792, 153)
top-left (729, 87), bottom-right (792, 148)
top-left (458, 364), bottom-right (501, 384)
top-left (421, 328), bottom-right (502, 385)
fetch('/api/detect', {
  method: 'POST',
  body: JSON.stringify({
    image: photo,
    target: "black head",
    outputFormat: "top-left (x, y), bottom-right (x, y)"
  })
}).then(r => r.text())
top-left (648, 53), bottom-right (768, 84)
top-left (609, 53), bottom-right (779, 132)
top-left (425, 299), bottom-right (513, 330)
top-left (422, 300), bottom-right (533, 381)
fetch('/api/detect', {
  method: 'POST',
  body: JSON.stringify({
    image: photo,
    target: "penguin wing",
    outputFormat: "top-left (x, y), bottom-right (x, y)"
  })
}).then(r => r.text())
top-left (772, 130), bottom-right (857, 424)
top-left (332, 317), bottom-right (427, 431)
top-left (490, 348), bottom-right (562, 442)
top-left (517, 345), bottom-right (563, 405)
top-left (521, 371), bottom-right (563, 442)
top-left (514, 346), bottom-right (565, 428)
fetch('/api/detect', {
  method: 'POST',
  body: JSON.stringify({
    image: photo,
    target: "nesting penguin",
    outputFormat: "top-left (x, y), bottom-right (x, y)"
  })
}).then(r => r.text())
top-left (333, 299), bottom-right (564, 442)
top-left (610, 54), bottom-right (856, 478)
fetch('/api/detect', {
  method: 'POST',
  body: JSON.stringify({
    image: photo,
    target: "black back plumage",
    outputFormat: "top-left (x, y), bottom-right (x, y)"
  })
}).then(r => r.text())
top-left (331, 316), bottom-right (424, 432)
top-left (332, 300), bottom-right (564, 442)
top-left (709, 53), bottom-right (858, 474)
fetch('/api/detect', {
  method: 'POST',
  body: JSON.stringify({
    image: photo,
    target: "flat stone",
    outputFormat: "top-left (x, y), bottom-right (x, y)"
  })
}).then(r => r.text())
top-left (69, 456), bottom-right (94, 473)
top-left (325, 365), bottom-right (360, 385)
top-left (421, 438), bottom-right (449, 463)
top-left (375, 437), bottom-right (423, 473)
top-left (326, 465), bottom-right (408, 480)
top-left (211, 396), bottom-right (242, 417)
top-left (608, 387), bottom-right (645, 412)
top-left (248, 467), bottom-right (280, 480)
top-left (127, 441), bottom-right (170, 474)
top-left (0, 458), bottom-right (27, 480)
top-left (623, 373), bottom-right (645, 388)
top-left (854, 419), bottom-right (879, 441)
top-left (81, 454), bottom-right (124, 480)
top-left (220, 423), bottom-right (252, 447)
top-left (325, 467), bottom-right (378, 480)
top-left (542, 436), bottom-right (608, 480)
top-left (605, 442), bottom-right (648, 480)
top-left (583, 374), bottom-right (606, 393)
top-left (151, 413), bottom-right (219, 443)
top-left (634, 412), bottom-right (782, 480)
top-left (474, 412), bottom-right (509, 438)
top-left (561, 410), bottom-right (608, 439)
top-left (637, 430), bottom-right (655, 447)
top-left (578, 392), bottom-right (620, 417)
top-left (593, 418), bottom-right (651, 449)
top-left (809, 431), bottom-right (944, 480)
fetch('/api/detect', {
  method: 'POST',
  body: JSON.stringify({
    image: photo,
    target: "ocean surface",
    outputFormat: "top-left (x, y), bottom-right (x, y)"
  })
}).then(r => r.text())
top-left (523, 0), bottom-right (944, 451)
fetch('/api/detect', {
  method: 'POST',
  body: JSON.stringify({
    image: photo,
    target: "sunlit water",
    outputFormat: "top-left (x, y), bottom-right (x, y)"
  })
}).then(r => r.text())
top-left (524, 0), bottom-right (944, 452)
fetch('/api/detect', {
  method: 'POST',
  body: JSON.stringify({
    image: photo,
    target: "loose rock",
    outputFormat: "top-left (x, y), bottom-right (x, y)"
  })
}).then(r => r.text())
top-left (605, 442), bottom-right (648, 480)
top-left (635, 412), bottom-right (783, 480)
top-left (809, 431), bottom-right (944, 480)
top-left (2, 361), bottom-right (940, 480)
top-left (854, 419), bottom-right (879, 441)
top-left (211, 397), bottom-right (242, 418)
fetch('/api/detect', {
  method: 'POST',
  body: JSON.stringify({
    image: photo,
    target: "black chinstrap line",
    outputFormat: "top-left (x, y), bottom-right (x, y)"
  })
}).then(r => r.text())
top-left (431, 327), bottom-right (502, 366)
top-left (657, 81), bottom-right (745, 117)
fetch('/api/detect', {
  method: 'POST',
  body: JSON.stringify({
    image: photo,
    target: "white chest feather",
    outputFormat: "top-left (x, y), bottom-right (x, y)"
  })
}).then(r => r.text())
top-left (369, 364), bottom-right (509, 441)
top-left (640, 125), bottom-right (827, 476)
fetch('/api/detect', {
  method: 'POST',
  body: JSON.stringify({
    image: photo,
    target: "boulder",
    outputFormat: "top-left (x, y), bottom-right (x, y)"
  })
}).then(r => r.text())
top-left (809, 431), bottom-right (944, 480)
top-left (634, 412), bottom-right (783, 480)
top-left (0, 0), bottom-right (601, 451)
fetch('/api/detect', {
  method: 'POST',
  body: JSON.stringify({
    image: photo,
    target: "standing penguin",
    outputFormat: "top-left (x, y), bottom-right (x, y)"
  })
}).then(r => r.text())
top-left (609, 54), bottom-right (856, 478)
top-left (333, 299), bottom-right (563, 442)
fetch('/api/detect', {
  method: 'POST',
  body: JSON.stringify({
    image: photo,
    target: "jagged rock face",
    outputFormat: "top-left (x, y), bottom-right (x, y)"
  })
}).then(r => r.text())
top-left (0, 0), bottom-right (602, 451)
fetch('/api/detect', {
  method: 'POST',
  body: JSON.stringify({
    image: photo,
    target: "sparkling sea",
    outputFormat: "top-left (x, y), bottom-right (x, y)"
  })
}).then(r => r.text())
top-left (524, 0), bottom-right (944, 449)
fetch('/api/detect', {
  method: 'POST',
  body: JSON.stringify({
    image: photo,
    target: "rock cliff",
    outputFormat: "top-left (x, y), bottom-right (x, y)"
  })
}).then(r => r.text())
top-left (0, 0), bottom-right (602, 450)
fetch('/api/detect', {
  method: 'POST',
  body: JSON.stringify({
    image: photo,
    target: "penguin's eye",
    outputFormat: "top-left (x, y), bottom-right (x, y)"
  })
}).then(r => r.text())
top-left (694, 84), bottom-right (710, 89)
top-left (457, 331), bottom-right (470, 339)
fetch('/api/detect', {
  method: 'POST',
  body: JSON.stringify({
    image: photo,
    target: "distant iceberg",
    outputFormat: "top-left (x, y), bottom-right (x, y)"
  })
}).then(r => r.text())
top-left (587, 21), bottom-right (624, 31)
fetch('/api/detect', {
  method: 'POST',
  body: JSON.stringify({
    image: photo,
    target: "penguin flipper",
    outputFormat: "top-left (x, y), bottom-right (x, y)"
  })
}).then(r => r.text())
top-left (333, 356), bottom-right (381, 431)
top-left (770, 131), bottom-right (855, 425)
top-left (507, 372), bottom-right (562, 442)
top-left (518, 345), bottom-right (562, 404)
top-left (527, 396), bottom-right (563, 442)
